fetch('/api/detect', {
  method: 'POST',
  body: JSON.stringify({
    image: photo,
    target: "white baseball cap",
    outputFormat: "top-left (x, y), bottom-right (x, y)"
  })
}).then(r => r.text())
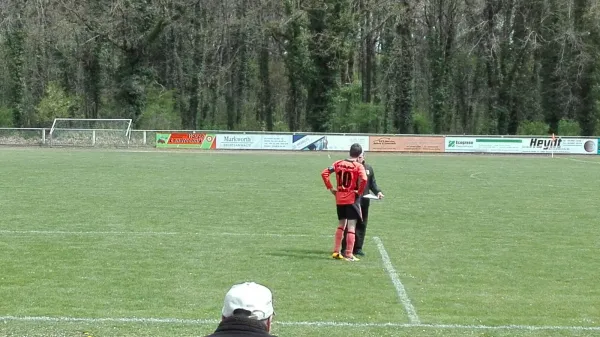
top-left (222, 282), bottom-right (274, 321)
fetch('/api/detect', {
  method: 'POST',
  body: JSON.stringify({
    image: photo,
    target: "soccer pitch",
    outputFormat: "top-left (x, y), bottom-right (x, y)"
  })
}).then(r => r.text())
top-left (1, 148), bottom-right (599, 337)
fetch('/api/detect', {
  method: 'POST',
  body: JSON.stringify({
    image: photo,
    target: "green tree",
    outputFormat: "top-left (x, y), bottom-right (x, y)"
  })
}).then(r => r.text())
top-left (35, 82), bottom-right (81, 126)
top-left (6, 12), bottom-right (25, 127)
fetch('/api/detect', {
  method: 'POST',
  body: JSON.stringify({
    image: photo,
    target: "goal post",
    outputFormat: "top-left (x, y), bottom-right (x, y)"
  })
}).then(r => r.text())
top-left (49, 118), bottom-right (133, 147)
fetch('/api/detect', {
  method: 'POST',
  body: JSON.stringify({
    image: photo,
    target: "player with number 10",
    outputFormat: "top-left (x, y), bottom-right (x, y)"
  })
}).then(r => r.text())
top-left (321, 143), bottom-right (368, 262)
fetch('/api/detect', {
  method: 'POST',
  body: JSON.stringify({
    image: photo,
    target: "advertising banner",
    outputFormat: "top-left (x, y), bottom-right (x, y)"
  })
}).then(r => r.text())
top-left (324, 135), bottom-right (370, 151)
top-left (291, 135), bottom-right (370, 151)
top-left (370, 136), bottom-right (444, 152)
top-left (445, 137), bottom-right (522, 153)
top-left (291, 135), bottom-right (325, 150)
top-left (521, 137), bottom-right (597, 154)
top-left (445, 136), bottom-right (598, 154)
top-left (156, 133), bottom-right (216, 149)
top-left (261, 134), bottom-right (293, 150)
top-left (216, 134), bottom-right (263, 149)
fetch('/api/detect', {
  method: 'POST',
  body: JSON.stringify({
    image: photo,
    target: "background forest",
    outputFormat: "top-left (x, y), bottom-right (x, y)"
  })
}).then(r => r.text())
top-left (0, 0), bottom-right (599, 135)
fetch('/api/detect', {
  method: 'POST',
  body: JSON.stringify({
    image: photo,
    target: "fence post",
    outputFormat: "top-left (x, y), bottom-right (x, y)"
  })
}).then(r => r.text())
top-left (41, 128), bottom-right (46, 145)
top-left (143, 131), bottom-right (147, 145)
top-left (92, 130), bottom-right (96, 146)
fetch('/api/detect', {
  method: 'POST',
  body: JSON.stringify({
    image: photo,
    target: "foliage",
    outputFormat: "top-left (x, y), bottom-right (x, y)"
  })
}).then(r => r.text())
top-left (35, 82), bottom-right (82, 127)
top-left (332, 82), bottom-right (380, 133)
top-left (0, 0), bottom-right (598, 135)
top-left (0, 106), bottom-right (13, 127)
top-left (136, 86), bottom-right (180, 130)
top-left (413, 112), bottom-right (433, 134)
top-left (558, 119), bottom-right (582, 136)
top-left (518, 121), bottom-right (549, 136)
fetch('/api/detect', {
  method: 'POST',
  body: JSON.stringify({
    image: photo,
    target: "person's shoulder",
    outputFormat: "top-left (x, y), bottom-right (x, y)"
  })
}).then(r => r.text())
top-left (364, 163), bottom-right (374, 170)
top-left (201, 329), bottom-right (275, 337)
top-left (327, 159), bottom-right (342, 170)
top-left (208, 332), bottom-right (276, 337)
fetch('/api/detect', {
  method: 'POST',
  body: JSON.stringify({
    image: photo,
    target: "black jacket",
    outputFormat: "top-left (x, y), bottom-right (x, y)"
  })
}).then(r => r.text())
top-left (203, 316), bottom-right (277, 337)
top-left (361, 162), bottom-right (381, 206)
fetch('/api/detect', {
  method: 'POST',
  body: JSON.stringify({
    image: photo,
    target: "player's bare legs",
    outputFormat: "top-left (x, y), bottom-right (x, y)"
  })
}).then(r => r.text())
top-left (344, 219), bottom-right (358, 259)
top-left (332, 219), bottom-right (347, 259)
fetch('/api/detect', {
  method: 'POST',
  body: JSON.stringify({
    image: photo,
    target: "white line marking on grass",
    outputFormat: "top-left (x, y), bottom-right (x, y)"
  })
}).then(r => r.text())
top-left (1, 316), bottom-right (599, 331)
top-left (373, 236), bottom-right (421, 324)
top-left (0, 315), bottom-right (219, 325)
top-left (469, 172), bottom-right (483, 180)
top-left (0, 230), bottom-right (329, 238)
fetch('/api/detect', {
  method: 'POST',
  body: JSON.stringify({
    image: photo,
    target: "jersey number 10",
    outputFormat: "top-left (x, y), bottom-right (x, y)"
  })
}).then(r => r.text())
top-left (336, 171), bottom-right (352, 189)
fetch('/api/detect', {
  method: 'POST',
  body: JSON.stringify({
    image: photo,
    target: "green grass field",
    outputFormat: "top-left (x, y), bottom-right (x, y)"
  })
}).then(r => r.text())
top-left (1, 147), bottom-right (599, 337)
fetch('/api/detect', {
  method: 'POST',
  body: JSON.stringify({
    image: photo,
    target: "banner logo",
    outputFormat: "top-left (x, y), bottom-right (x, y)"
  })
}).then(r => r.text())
top-left (529, 138), bottom-right (561, 149)
top-left (156, 133), bottom-right (216, 149)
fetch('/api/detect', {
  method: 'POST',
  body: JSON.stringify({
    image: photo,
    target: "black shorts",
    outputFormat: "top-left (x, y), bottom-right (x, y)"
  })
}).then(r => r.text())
top-left (337, 204), bottom-right (360, 221)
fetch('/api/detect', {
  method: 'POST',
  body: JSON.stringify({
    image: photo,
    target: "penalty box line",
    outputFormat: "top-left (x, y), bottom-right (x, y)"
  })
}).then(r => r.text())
top-left (373, 236), bottom-right (420, 324)
top-left (1, 315), bottom-right (599, 331)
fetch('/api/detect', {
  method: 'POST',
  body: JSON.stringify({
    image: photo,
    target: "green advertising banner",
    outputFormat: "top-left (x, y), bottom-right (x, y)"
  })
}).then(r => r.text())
top-left (156, 133), bottom-right (216, 149)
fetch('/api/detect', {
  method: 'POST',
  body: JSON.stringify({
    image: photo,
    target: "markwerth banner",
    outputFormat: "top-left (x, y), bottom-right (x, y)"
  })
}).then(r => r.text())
top-left (445, 137), bottom-right (597, 154)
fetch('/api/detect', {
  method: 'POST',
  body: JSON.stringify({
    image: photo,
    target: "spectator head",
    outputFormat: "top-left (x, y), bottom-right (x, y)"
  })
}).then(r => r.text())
top-left (221, 282), bottom-right (274, 332)
top-left (349, 143), bottom-right (363, 158)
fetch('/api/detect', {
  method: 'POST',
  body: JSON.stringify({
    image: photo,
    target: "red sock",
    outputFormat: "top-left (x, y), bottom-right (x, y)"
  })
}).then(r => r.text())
top-left (345, 231), bottom-right (356, 257)
top-left (333, 225), bottom-right (345, 253)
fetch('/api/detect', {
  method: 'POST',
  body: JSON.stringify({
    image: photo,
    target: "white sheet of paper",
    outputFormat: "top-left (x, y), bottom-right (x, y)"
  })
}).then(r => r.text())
top-left (363, 194), bottom-right (379, 200)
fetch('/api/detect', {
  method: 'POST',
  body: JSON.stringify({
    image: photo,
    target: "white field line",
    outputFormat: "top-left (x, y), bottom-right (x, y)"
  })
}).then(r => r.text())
top-left (469, 172), bottom-right (483, 180)
top-left (0, 315), bottom-right (599, 331)
top-left (0, 230), bottom-right (329, 238)
top-left (372, 236), bottom-right (421, 324)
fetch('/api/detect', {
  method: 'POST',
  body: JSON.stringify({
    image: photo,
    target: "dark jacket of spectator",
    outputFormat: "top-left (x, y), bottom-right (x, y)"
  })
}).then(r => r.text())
top-left (203, 316), bottom-right (277, 337)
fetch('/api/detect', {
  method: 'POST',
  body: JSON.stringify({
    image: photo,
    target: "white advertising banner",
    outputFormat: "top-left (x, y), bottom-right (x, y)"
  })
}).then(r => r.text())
top-left (261, 134), bottom-right (293, 150)
top-left (291, 134), bottom-right (369, 151)
top-left (445, 136), bottom-right (598, 154)
top-left (324, 135), bottom-right (370, 151)
top-left (216, 134), bottom-right (263, 149)
top-left (445, 137), bottom-right (523, 153)
top-left (291, 135), bottom-right (326, 150)
top-left (522, 137), bottom-right (597, 154)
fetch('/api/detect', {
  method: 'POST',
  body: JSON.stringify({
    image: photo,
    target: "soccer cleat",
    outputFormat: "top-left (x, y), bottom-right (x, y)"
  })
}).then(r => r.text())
top-left (331, 252), bottom-right (345, 260)
top-left (355, 250), bottom-right (365, 257)
top-left (345, 255), bottom-right (360, 262)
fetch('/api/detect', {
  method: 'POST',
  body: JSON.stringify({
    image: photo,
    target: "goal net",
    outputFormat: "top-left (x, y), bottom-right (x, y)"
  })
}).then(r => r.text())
top-left (49, 118), bottom-right (133, 147)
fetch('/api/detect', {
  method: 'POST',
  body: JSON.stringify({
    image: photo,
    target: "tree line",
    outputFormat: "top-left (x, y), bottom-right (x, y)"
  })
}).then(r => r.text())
top-left (0, 0), bottom-right (599, 135)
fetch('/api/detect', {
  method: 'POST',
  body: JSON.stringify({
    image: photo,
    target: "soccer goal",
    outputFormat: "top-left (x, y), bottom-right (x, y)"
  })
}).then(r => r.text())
top-left (49, 118), bottom-right (133, 147)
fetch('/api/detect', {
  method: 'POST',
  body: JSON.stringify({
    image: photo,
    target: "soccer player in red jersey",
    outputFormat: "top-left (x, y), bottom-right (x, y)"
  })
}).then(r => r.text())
top-left (321, 143), bottom-right (368, 261)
